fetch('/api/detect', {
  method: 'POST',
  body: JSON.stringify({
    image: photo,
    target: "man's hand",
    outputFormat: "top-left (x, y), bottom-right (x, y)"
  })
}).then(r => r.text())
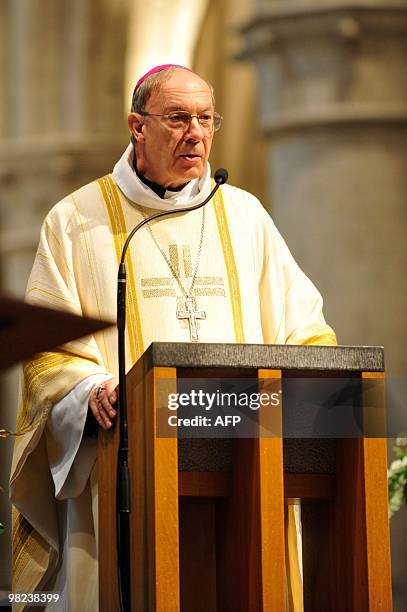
top-left (88, 379), bottom-right (118, 430)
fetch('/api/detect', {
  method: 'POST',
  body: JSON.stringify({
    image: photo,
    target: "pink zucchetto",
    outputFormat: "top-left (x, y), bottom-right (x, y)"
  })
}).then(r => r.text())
top-left (133, 64), bottom-right (192, 95)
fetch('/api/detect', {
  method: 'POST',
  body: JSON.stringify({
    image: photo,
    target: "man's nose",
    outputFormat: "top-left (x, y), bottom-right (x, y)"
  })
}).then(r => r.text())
top-left (185, 116), bottom-right (205, 139)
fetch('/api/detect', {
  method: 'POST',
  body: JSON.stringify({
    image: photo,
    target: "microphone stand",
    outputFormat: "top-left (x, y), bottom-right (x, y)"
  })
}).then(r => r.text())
top-left (116, 169), bottom-right (228, 611)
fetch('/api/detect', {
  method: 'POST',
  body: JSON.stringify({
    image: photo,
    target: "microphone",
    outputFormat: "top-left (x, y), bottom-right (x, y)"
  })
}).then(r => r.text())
top-left (115, 168), bottom-right (228, 612)
top-left (214, 167), bottom-right (228, 185)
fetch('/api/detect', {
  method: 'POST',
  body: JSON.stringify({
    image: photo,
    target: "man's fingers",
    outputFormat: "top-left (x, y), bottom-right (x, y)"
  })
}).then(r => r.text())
top-left (99, 380), bottom-right (118, 406)
top-left (88, 380), bottom-right (119, 430)
top-left (90, 398), bottom-right (111, 430)
top-left (89, 394), bottom-right (112, 430)
top-left (98, 403), bottom-right (112, 428)
top-left (99, 393), bottom-right (117, 419)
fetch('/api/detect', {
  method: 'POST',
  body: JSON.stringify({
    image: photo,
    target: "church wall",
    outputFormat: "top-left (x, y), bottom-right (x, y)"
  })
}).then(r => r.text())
top-left (193, 0), bottom-right (267, 203)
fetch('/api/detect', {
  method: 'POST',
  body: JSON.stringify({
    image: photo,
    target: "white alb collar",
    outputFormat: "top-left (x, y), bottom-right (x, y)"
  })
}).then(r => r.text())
top-left (112, 143), bottom-right (213, 211)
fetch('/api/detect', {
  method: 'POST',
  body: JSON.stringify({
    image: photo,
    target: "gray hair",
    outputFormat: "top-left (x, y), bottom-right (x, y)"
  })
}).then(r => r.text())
top-left (131, 66), bottom-right (215, 113)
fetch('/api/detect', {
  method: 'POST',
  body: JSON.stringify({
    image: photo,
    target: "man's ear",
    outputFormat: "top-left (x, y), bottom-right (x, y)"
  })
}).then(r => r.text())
top-left (128, 112), bottom-right (145, 143)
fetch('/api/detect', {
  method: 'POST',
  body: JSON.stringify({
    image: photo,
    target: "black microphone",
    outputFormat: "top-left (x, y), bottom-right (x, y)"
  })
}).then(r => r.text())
top-left (115, 168), bottom-right (228, 612)
top-left (214, 167), bottom-right (228, 185)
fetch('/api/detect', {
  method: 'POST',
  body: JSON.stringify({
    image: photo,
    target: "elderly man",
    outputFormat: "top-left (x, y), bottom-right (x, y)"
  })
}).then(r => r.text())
top-left (11, 65), bottom-right (336, 610)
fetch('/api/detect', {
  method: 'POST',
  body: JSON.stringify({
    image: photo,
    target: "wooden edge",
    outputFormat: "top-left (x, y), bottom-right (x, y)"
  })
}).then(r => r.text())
top-left (362, 371), bottom-right (386, 438)
top-left (258, 367), bottom-right (283, 438)
top-left (179, 472), bottom-right (232, 498)
top-left (361, 437), bottom-right (393, 611)
top-left (333, 370), bottom-right (392, 611)
top-left (284, 473), bottom-right (335, 503)
top-left (257, 368), bottom-right (286, 611)
top-left (178, 472), bottom-right (335, 504)
top-left (126, 352), bottom-right (150, 611)
top-left (362, 372), bottom-right (385, 379)
top-left (361, 371), bottom-right (392, 611)
top-left (151, 366), bottom-right (180, 611)
top-left (98, 418), bottom-right (120, 612)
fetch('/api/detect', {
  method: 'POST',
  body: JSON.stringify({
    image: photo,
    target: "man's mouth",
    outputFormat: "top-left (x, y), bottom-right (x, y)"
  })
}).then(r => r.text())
top-left (180, 154), bottom-right (200, 160)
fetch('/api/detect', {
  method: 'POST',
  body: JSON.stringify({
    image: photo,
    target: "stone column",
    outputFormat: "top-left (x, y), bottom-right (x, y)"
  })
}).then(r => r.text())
top-left (240, 0), bottom-right (407, 370)
top-left (239, 1), bottom-right (407, 609)
top-left (0, 0), bottom-right (129, 592)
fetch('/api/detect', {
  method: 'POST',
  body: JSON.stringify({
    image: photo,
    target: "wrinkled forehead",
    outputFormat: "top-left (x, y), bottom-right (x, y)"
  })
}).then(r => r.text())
top-left (148, 69), bottom-right (214, 111)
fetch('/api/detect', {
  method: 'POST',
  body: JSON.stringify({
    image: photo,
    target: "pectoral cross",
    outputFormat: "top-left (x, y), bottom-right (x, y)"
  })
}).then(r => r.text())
top-left (176, 297), bottom-right (206, 342)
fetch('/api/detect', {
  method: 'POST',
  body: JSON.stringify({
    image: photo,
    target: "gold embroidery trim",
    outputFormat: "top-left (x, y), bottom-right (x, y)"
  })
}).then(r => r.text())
top-left (98, 176), bottom-right (144, 363)
top-left (70, 193), bottom-right (112, 371)
top-left (300, 332), bottom-right (337, 346)
top-left (182, 245), bottom-right (192, 277)
top-left (141, 277), bottom-right (174, 287)
top-left (194, 287), bottom-right (226, 297)
top-left (142, 289), bottom-right (176, 298)
top-left (195, 276), bottom-right (224, 285)
top-left (212, 186), bottom-right (245, 343)
top-left (169, 244), bottom-right (180, 276)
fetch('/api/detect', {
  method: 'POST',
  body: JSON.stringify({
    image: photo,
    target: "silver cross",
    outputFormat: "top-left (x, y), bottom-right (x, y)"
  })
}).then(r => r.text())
top-left (176, 297), bottom-right (206, 342)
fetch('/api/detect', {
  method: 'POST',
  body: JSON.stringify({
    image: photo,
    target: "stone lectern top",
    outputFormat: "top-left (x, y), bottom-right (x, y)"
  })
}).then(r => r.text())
top-left (141, 342), bottom-right (384, 372)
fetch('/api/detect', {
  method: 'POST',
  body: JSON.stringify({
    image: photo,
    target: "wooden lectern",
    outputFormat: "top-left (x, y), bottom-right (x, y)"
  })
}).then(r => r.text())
top-left (98, 343), bottom-right (392, 611)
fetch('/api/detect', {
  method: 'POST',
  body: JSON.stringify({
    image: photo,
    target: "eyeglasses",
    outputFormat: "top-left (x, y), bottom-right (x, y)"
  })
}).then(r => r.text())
top-left (139, 110), bottom-right (223, 132)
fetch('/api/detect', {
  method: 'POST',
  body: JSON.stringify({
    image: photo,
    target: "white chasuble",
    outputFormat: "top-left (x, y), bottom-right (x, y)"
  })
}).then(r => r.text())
top-left (10, 147), bottom-right (336, 611)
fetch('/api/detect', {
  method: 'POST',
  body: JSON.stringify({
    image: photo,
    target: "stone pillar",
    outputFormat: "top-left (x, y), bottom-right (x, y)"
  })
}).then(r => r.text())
top-left (240, 1), bottom-right (407, 609)
top-left (0, 0), bottom-right (129, 592)
top-left (0, 2), bottom-right (7, 138)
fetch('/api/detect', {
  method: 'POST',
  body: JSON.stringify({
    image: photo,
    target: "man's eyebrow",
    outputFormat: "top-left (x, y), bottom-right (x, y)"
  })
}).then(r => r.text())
top-left (162, 105), bottom-right (214, 113)
top-left (162, 106), bottom-right (185, 113)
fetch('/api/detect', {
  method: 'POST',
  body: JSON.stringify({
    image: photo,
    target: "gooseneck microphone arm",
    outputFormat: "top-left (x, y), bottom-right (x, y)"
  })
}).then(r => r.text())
top-left (116, 167), bottom-right (228, 612)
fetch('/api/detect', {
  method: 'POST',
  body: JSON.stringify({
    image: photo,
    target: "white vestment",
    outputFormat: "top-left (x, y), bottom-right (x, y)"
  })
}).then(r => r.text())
top-left (10, 144), bottom-right (336, 611)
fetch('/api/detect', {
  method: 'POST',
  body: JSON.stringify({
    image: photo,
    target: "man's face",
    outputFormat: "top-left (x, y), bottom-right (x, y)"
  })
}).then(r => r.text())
top-left (129, 70), bottom-right (215, 188)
